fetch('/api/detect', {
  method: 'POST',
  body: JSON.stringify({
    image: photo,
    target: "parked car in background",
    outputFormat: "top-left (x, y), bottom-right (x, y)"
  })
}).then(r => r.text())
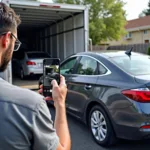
top-left (12, 51), bottom-right (51, 79)
top-left (39, 50), bottom-right (150, 147)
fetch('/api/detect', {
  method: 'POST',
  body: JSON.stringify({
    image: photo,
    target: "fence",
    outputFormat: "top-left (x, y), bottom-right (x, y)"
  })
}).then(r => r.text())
top-left (89, 43), bottom-right (150, 54)
top-left (88, 45), bottom-right (108, 51)
top-left (107, 43), bottom-right (150, 54)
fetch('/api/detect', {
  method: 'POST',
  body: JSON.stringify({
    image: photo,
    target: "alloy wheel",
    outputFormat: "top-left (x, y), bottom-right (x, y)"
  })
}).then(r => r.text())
top-left (91, 110), bottom-right (107, 142)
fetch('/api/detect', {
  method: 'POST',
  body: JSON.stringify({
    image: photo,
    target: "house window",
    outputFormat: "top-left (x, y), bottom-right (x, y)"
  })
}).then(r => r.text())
top-left (144, 30), bottom-right (148, 34)
top-left (125, 32), bottom-right (132, 39)
top-left (128, 32), bottom-right (132, 37)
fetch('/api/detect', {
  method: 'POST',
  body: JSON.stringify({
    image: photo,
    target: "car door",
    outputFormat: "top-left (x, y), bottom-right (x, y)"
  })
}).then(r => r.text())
top-left (66, 55), bottom-right (99, 118)
top-left (60, 56), bottom-right (80, 107)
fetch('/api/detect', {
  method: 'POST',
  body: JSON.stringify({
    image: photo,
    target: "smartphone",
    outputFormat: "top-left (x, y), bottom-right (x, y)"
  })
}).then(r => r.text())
top-left (43, 58), bottom-right (60, 97)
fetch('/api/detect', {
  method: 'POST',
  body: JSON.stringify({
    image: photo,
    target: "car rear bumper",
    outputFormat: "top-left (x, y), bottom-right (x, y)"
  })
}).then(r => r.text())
top-left (25, 67), bottom-right (43, 75)
top-left (113, 122), bottom-right (150, 140)
top-left (109, 104), bottom-right (150, 140)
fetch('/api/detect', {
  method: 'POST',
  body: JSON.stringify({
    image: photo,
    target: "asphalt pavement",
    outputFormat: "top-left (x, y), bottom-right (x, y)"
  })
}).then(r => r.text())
top-left (48, 105), bottom-right (150, 150)
top-left (12, 75), bottom-right (40, 89)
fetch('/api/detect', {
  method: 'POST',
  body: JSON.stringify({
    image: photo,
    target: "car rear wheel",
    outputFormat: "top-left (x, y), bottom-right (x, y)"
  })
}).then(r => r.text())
top-left (20, 69), bottom-right (25, 80)
top-left (89, 105), bottom-right (117, 147)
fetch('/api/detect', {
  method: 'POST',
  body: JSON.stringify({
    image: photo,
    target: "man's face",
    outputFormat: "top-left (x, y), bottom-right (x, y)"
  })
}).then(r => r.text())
top-left (0, 31), bottom-right (17, 72)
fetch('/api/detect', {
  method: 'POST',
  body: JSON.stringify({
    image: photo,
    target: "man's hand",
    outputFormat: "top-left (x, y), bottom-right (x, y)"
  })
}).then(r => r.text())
top-left (38, 75), bottom-right (67, 107)
top-left (38, 85), bottom-right (52, 101)
top-left (39, 75), bottom-right (71, 150)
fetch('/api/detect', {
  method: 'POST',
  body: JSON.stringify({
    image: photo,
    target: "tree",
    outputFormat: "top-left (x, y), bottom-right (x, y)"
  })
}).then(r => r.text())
top-left (139, 11), bottom-right (145, 18)
top-left (54, 0), bottom-right (126, 44)
top-left (141, 0), bottom-right (150, 16)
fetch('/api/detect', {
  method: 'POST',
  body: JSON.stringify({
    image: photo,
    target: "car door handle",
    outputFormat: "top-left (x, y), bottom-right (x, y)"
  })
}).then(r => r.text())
top-left (84, 84), bottom-right (92, 90)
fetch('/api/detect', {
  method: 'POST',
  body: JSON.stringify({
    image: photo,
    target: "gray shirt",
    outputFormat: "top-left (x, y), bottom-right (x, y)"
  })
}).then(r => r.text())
top-left (0, 78), bottom-right (59, 150)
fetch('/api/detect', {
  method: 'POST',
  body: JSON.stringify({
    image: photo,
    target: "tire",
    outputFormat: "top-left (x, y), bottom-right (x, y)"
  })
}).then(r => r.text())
top-left (20, 69), bottom-right (25, 80)
top-left (89, 105), bottom-right (117, 147)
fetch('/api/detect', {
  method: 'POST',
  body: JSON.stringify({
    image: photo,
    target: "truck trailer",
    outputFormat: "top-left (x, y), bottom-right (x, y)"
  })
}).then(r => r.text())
top-left (1, 0), bottom-right (89, 86)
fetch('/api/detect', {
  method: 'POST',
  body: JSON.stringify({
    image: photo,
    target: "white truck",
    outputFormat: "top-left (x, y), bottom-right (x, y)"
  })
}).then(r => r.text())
top-left (1, 0), bottom-right (89, 84)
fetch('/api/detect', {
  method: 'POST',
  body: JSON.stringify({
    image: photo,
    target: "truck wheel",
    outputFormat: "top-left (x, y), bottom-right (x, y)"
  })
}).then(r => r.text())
top-left (89, 105), bottom-right (117, 147)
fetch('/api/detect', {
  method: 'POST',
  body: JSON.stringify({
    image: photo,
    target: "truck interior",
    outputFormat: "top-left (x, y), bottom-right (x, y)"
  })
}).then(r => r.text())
top-left (10, 2), bottom-right (87, 89)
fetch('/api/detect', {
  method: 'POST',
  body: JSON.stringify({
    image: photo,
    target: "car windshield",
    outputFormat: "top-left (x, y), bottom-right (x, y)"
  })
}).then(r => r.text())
top-left (110, 55), bottom-right (150, 76)
top-left (27, 52), bottom-right (50, 59)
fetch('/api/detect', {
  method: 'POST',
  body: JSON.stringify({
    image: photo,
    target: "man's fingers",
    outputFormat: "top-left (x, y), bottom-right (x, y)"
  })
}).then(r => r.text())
top-left (45, 97), bottom-right (53, 101)
top-left (40, 84), bottom-right (43, 89)
top-left (38, 89), bottom-right (43, 94)
top-left (59, 75), bottom-right (67, 87)
top-left (51, 79), bottom-right (59, 88)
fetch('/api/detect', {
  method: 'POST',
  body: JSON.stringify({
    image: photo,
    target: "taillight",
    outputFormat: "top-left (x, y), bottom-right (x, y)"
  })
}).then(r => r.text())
top-left (26, 61), bottom-right (36, 65)
top-left (140, 125), bottom-right (150, 129)
top-left (121, 88), bottom-right (150, 103)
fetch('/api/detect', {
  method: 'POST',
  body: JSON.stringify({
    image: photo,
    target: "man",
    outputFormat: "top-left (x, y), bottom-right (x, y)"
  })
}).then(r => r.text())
top-left (0, 2), bottom-right (71, 150)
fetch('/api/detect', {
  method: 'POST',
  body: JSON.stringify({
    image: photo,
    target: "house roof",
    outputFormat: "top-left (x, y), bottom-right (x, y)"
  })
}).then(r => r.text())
top-left (125, 15), bottom-right (150, 30)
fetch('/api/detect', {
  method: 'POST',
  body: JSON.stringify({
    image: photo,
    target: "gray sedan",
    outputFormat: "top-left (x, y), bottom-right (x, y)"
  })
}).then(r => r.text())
top-left (39, 50), bottom-right (150, 147)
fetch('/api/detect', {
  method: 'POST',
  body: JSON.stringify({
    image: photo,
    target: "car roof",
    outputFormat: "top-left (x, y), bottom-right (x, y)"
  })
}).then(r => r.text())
top-left (76, 50), bottom-right (147, 58)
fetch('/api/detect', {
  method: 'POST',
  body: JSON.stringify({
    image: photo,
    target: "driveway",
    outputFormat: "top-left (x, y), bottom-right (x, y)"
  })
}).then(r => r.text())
top-left (12, 75), bottom-right (40, 89)
top-left (48, 105), bottom-right (150, 150)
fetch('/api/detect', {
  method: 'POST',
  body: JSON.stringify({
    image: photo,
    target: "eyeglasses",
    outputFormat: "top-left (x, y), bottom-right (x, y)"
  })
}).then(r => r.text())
top-left (0, 32), bottom-right (22, 51)
top-left (10, 33), bottom-right (22, 51)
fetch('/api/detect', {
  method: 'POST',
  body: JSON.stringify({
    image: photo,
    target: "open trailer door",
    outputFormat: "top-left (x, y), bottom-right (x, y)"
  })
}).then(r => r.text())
top-left (1, 0), bottom-right (89, 89)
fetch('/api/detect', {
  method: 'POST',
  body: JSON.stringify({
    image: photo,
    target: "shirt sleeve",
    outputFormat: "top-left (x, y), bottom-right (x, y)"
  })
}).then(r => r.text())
top-left (33, 100), bottom-right (59, 150)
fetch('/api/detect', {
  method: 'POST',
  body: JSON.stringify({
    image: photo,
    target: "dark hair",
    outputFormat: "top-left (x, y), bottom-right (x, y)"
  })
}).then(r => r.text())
top-left (0, 2), bottom-right (21, 33)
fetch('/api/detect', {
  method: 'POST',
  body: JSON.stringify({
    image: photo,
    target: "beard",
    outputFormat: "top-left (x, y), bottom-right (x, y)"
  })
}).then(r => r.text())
top-left (0, 43), bottom-right (13, 72)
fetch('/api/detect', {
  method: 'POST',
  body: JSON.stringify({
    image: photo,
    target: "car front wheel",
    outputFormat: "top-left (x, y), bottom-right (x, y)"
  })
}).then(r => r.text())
top-left (89, 105), bottom-right (117, 147)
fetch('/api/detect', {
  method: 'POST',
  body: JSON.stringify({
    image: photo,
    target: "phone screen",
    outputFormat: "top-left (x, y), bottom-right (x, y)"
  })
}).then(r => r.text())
top-left (43, 58), bottom-right (60, 97)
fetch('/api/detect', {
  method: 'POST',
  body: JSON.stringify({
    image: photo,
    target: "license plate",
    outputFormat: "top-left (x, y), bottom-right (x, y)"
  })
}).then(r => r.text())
top-left (38, 63), bottom-right (43, 67)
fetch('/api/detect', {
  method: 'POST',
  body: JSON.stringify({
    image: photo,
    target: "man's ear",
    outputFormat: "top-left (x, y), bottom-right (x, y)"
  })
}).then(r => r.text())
top-left (1, 32), bottom-right (11, 49)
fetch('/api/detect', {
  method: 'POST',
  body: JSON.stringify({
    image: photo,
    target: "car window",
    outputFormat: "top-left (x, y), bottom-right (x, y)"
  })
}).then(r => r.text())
top-left (27, 52), bottom-right (50, 58)
top-left (99, 63), bottom-right (107, 75)
top-left (76, 56), bottom-right (97, 75)
top-left (60, 57), bottom-right (77, 74)
top-left (111, 55), bottom-right (150, 75)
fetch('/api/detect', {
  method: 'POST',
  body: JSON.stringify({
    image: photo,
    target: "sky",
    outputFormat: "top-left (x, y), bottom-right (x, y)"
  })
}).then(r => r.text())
top-left (41, 0), bottom-right (149, 21)
top-left (123, 0), bottom-right (149, 20)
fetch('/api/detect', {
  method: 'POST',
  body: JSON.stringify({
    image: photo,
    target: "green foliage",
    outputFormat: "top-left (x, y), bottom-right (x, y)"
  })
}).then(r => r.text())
top-left (54, 0), bottom-right (127, 45)
top-left (139, 11), bottom-right (145, 18)
top-left (147, 47), bottom-right (150, 55)
top-left (141, 0), bottom-right (150, 16)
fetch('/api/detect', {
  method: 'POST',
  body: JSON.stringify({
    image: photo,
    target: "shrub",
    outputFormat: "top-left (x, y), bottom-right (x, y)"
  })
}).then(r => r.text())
top-left (148, 47), bottom-right (150, 55)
